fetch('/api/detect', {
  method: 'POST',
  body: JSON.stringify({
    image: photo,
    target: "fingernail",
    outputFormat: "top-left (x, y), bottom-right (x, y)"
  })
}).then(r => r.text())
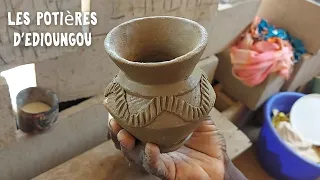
top-left (117, 129), bottom-right (126, 143)
top-left (108, 120), bottom-right (113, 131)
top-left (120, 142), bottom-right (128, 151)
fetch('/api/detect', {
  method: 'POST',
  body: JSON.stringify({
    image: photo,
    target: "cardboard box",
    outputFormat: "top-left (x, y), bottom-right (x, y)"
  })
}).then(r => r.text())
top-left (216, 50), bottom-right (285, 110)
top-left (215, 0), bottom-right (320, 109)
top-left (259, 0), bottom-right (320, 91)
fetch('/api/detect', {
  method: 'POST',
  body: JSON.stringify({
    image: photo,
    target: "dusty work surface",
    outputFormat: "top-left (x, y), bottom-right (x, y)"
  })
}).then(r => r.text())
top-left (34, 108), bottom-right (251, 180)
top-left (233, 146), bottom-right (273, 180)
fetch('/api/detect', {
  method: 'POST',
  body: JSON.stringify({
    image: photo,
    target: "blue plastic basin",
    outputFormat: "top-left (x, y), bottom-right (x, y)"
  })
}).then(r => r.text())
top-left (257, 92), bottom-right (320, 180)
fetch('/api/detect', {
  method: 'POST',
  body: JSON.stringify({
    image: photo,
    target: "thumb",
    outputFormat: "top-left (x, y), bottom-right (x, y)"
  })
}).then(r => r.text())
top-left (142, 143), bottom-right (170, 180)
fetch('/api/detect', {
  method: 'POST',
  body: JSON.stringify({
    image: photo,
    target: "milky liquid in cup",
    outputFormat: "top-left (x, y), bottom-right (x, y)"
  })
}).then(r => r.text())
top-left (21, 102), bottom-right (51, 114)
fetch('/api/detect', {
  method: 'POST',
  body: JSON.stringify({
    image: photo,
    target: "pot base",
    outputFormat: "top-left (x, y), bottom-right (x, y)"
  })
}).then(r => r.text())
top-left (159, 133), bottom-right (193, 153)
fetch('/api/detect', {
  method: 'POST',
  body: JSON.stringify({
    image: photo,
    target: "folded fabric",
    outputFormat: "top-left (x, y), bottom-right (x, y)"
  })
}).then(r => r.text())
top-left (229, 16), bottom-right (311, 87)
top-left (252, 17), bottom-right (308, 62)
top-left (276, 121), bottom-right (320, 164)
top-left (230, 32), bottom-right (294, 87)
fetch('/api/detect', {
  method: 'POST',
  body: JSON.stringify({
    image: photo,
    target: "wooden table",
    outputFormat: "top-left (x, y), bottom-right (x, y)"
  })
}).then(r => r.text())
top-left (34, 108), bottom-right (251, 180)
top-left (233, 146), bottom-right (273, 180)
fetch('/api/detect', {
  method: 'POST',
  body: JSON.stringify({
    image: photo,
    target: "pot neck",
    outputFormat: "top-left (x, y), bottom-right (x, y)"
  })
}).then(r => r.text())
top-left (111, 52), bottom-right (202, 85)
top-left (116, 68), bottom-right (203, 96)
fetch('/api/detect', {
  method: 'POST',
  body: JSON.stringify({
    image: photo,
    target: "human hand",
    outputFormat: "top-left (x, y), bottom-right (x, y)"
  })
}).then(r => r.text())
top-left (108, 116), bottom-right (245, 180)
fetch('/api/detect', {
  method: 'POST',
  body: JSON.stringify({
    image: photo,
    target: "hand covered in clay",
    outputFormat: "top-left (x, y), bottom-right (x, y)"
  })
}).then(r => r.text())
top-left (108, 116), bottom-right (246, 180)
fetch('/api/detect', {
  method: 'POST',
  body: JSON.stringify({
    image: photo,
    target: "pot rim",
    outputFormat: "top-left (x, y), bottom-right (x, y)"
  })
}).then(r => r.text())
top-left (104, 16), bottom-right (208, 67)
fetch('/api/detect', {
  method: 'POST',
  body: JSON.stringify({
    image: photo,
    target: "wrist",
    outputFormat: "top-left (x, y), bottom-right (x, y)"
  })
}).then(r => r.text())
top-left (223, 153), bottom-right (247, 180)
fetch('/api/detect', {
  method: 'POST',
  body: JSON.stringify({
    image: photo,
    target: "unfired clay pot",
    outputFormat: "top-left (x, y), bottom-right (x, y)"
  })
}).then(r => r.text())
top-left (104, 16), bottom-right (216, 152)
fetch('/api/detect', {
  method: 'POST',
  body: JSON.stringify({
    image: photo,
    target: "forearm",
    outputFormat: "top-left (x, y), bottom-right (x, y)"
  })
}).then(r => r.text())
top-left (224, 156), bottom-right (247, 180)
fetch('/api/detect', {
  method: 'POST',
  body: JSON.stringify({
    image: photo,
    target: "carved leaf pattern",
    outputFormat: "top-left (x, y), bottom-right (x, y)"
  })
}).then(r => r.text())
top-left (104, 75), bottom-right (215, 127)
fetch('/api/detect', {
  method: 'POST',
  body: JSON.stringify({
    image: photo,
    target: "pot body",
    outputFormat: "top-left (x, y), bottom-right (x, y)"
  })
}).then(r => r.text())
top-left (104, 68), bottom-right (215, 152)
top-left (104, 16), bottom-right (215, 152)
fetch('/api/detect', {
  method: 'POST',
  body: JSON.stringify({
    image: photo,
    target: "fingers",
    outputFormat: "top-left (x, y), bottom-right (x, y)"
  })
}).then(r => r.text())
top-left (122, 143), bottom-right (146, 172)
top-left (143, 143), bottom-right (161, 170)
top-left (194, 115), bottom-right (215, 132)
top-left (142, 143), bottom-right (169, 179)
top-left (108, 119), bottom-right (144, 169)
top-left (108, 119), bottom-right (170, 179)
top-left (109, 118), bottom-right (122, 134)
top-left (109, 119), bottom-right (136, 151)
top-left (185, 115), bottom-right (227, 158)
top-left (117, 129), bottom-right (136, 151)
top-left (108, 119), bottom-right (123, 150)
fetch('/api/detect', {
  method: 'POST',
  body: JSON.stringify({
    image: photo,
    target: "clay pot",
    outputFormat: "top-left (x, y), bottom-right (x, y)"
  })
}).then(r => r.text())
top-left (104, 16), bottom-right (216, 152)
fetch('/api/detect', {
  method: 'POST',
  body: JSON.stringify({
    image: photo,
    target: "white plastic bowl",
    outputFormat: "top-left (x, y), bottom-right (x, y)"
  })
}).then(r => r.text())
top-left (290, 94), bottom-right (320, 146)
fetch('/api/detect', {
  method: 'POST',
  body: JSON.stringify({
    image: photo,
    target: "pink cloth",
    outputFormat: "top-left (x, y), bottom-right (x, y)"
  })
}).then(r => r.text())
top-left (230, 18), bottom-right (294, 87)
